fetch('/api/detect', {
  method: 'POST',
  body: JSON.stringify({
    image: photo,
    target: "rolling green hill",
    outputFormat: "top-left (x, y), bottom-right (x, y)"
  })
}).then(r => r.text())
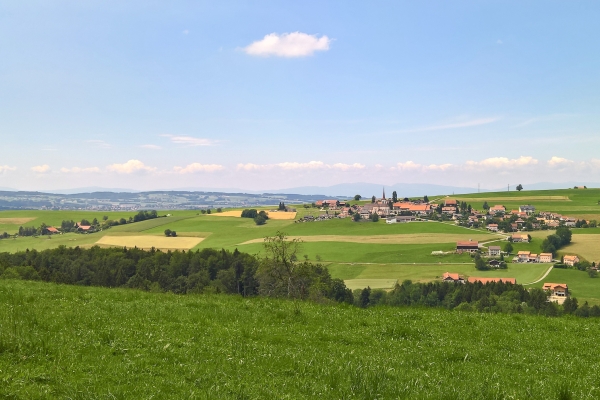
top-left (1, 280), bottom-right (599, 399)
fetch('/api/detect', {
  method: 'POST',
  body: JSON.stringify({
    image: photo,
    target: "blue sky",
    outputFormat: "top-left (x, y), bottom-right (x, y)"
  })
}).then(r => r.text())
top-left (1, 1), bottom-right (600, 191)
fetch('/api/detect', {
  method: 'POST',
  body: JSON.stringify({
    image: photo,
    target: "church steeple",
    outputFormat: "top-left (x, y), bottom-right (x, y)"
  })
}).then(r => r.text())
top-left (382, 187), bottom-right (386, 200)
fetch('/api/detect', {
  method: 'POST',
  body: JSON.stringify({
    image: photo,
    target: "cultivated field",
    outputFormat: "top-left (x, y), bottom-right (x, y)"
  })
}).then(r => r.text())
top-left (331, 262), bottom-right (551, 290)
top-left (0, 217), bottom-right (36, 224)
top-left (95, 235), bottom-right (204, 250)
top-left (2, 280), bottom-right (600, 398)
top-left (240, 233), bottom-right (496, 245)
top-left (561, 234), bottom-right (600, 262)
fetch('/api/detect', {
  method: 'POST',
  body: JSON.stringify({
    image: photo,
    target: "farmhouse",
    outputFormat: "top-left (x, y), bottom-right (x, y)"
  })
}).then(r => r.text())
top-left (563, 255), bottom-right (580, 266)
top-left (44, 227), bottom-right (59, 234)
top-left (442, 272), bottom-right (465, 283)
top-left (511, 234), bottom-right (529, 243)
top-left (543, 283), bottom-right (569, 297)
top-left (444, 199), bottom-right (457, 207)
top-left (488, 246), bottom-right (501, 257)
top-left (487, 224), bottom-right (498, 232)
top-left (539, 253), bottom-right (553, 263)
top-left (519, 205), bottom-right (536, 214)
top-left (528, 253), bottom-right (539, 263)
top-left (467, 277), bottom-right (517, 284)
top-left (456, 241), bottom-right (479, 253)
top-left (517, 251), bottom-right (531, 262)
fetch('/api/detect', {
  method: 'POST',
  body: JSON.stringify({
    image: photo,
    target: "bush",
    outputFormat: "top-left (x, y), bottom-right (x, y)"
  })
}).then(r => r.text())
top-left (254, 215), bottom-right (266, 225)
top-left (241, 209), bottom-right (258, 218)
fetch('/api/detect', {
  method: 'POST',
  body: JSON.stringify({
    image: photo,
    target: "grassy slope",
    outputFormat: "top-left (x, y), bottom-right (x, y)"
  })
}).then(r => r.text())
top-left (1, 280), bottom-right (599, 399)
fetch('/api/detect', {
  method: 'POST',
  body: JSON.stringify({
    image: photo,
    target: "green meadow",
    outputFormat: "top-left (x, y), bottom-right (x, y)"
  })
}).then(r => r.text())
top-left (1, 279), bottom-right (600, 399)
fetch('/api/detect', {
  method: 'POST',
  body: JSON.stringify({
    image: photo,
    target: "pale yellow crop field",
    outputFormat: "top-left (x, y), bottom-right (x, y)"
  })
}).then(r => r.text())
top-left (239, 233), bottom-right (494, 245)
top-left (561, 234), bottom-right (600, 262)
top-left (210, 211), bottom-right (297, 220)
top-left (266, 212), bottom-right (297, 220)
top-left (0, 218), bottom-right (36, 224)
top-left (96, 235), bottom-right (204, 250)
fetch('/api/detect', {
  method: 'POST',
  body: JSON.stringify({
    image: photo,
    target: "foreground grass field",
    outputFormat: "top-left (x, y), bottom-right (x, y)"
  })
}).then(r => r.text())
top-left (1, 280), bottom-right (599, 399)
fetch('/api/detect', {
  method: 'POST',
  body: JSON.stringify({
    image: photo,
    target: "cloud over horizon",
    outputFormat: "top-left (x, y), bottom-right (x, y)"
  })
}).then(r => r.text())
top-left (243, 32), bottom-right (331, 57)
top-left (106, 160), bottom-right (157, 174)
top-left (173, 163), bottom-right (224, 173)
top-left (31, 165), bottom-right (50, 173)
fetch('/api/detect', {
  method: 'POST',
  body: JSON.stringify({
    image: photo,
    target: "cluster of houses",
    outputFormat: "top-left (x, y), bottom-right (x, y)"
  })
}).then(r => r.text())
top-left (453, 240), bottom-right (583, 265)
top-left (442, 272), bottom-right (570, 304)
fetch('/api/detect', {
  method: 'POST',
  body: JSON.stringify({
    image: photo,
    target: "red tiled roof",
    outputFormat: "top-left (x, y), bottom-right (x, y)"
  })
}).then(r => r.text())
top-left (543, 283), bottom-right (568, 290)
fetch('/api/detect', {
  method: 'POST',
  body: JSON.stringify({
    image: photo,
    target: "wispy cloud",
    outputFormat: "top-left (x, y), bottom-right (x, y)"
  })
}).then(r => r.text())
top-left (243, 32), bottom-right (331, 58)
top-left (161, 135), bottom-right (217, 147)
top-left (31, 165), bottom-right (50, 173)
top-left (86, 139), bottom-right (111, 149)
top-left (60, 167), bottom-right (101, 173)
top-left (0, 165), bottom-right (17, 173)
top-left (404, 117), bottom-right (499, 133)
top-left (141, 144), bottom-right (162, 150)
top-left (106, 160), bottom-right (156, 174)
top-left (173, 163), bottom-right (224, 174)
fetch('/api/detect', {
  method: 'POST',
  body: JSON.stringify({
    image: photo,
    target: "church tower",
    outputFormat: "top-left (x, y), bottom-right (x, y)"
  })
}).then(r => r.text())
top-left (382, 187), bottom-right (386, 200)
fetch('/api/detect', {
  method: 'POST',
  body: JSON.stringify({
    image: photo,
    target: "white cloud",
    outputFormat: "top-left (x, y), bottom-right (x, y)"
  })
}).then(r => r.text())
top-left (141, 144), bottom-right (162, 150)
top-left (332, 163), bottom-right (365, 171)
top-left (236, 161), bottom-right (364, 172)
top-left (31, 165), bottom-right (50, 173)
top-left (87, 139), bottom-right (111, 149)
top-left (173, 163), bottom-right (224, 174)
top-left (161, 135), bottom-right (217, 147)
top-left (465, 156), bottom-right (538, 169)
top-left (243, 32), bottom-right (331, 58)
top-left (276, 161), bottom-right (326, 170)
top-left (395, 161), bottom-right (422, 170)
top-left (394, 161), bottom-right (453, 172)
top-left (0, 165), bottom-right (17, 173)
top-left (106, 160), bottom-right (157, 174)
top-left (547, 156), bottom-right (573, 167)
top-left (60, 167), bottom-right (101, 173)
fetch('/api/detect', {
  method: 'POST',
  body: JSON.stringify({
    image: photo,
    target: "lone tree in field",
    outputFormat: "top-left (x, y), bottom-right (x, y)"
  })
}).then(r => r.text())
top-left (354, 194), bottom-right (361, 201)
top-left (516, 184), bottom-right (523, 191)
top-left (424, 195), bottom-right (429, 203)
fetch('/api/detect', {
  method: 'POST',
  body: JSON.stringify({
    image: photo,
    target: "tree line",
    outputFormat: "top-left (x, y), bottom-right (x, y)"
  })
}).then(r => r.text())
top-left (356, 279), bottom-right (599, 318)
top-left (0, 232), bottom-right (352, 304)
